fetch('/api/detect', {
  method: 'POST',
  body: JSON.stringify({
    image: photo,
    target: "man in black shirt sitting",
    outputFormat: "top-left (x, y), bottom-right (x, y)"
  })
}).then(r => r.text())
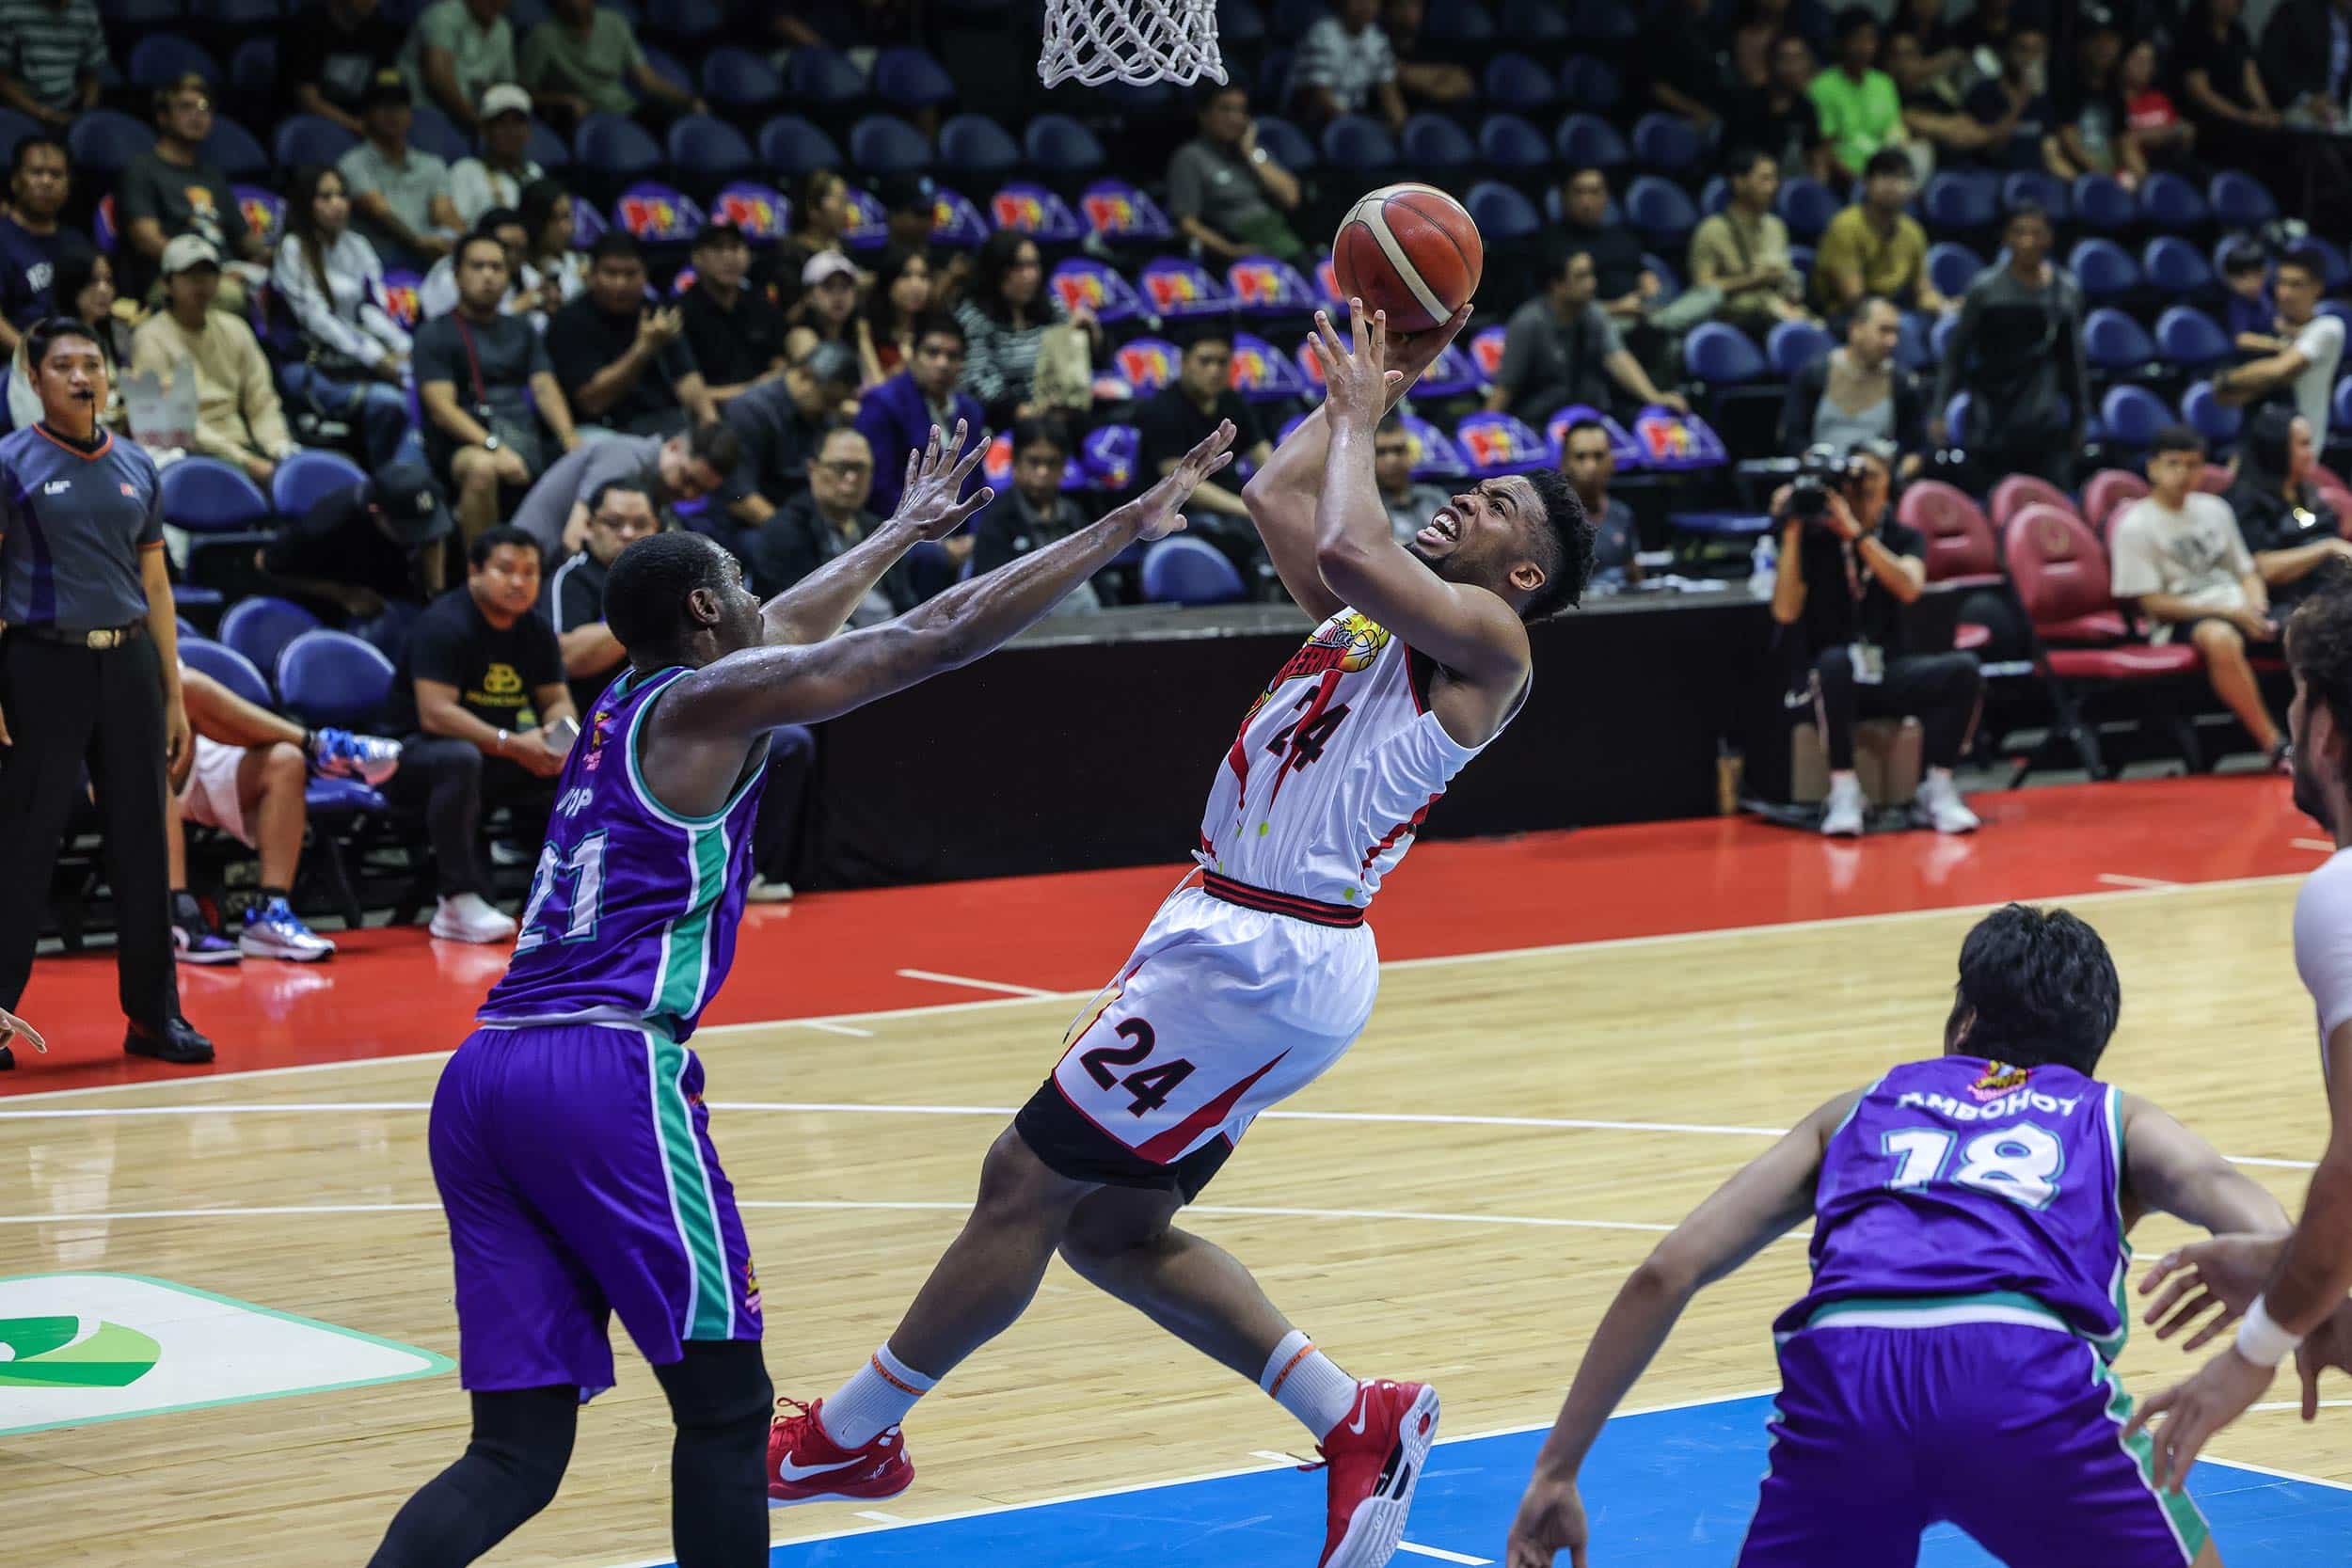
top-left (542, 477), bottom-right (660, 716)
top-left (383, 526), bottom-right (576, 942)
top-left (1133, 325), bottom-right (1272, 585)
top-left (720, 341), bottom-right (857, 542)
top-left (677, 222), bottom-right (787, 410)
top-left (257, 461), bottom-right (451, 650)
top-left (748, 426), bottom-right (921, 622)
top-left (1767, 442), bottom-right (1982, 838)
top-left (548, 231), bottom-right (716, 438)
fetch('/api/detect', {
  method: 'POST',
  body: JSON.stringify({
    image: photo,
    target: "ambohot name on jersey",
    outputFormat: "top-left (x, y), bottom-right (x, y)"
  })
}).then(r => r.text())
top-left (1896, 1088), bottom-right (2088, 1122)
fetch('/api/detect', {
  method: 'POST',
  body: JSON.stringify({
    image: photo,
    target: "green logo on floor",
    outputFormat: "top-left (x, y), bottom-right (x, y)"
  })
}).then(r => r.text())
top-left (0, 1273), bottom-right (451, 1435)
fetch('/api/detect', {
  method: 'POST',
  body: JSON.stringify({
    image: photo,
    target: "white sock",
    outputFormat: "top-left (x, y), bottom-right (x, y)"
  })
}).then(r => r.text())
top-left (820, 1342), bottom-right (936, 1448)
top-left (1926, 767), bottom-right (1954, 786)
top-left (1830, 768), bottom-right (1861, 791)
top-left (1260, 1329), bottom-right (1359, 1440)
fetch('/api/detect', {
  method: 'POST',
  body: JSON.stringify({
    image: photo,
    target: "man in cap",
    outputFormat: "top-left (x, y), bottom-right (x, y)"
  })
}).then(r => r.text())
top-left (130, 235), bottom-right (305, 489)
top-left (339, 67), bottom-right (463, 266)
top-left (718, 339), bottom-right (857, 555)
top-left (678, 222), bottom-right (787, 409)
top-left (449, 83), bottom-right (544, 229)
top-left (258, 459), bottom-right (454, 649)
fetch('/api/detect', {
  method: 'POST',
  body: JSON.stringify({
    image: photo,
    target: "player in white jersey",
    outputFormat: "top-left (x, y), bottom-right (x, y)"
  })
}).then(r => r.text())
top-left (772, 304), bottom-right (1596, 1568)
top-left (2126, 569), bottom-right (2352, 1485)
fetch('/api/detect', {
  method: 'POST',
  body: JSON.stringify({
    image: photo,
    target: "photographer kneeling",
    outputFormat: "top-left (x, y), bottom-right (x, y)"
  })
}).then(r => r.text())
top-left (1770, 442), bottom-right (1983, 836)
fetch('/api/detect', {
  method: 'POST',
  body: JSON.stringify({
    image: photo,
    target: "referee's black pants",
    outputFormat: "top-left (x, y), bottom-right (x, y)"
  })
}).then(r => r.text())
top-left (0, 631), bottom-right (181, 1034)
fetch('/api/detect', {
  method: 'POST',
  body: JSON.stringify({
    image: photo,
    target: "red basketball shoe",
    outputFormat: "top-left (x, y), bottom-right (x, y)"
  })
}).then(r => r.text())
top-left (1311, 1379), bottom-right (1440, 1568)
top-left (767, 1397), bottom-right (914, 1502)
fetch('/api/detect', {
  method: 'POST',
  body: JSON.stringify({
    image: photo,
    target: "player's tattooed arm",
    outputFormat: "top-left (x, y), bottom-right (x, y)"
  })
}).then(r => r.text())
top-left (757, 422), bottom-right (994, 647)
top-left (1505, 1090), bottom-right (1856, 1568)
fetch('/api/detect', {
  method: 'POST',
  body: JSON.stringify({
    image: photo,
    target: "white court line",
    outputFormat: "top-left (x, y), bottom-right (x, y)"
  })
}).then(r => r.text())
top-left (2095, 873), bottom-right (2178, 890)
top-left (2294, 839), bottom-right (2338, 853)
top-left (0, 869), bottom-right (2311, 1105)
top-left (2252, 1400), bottom-right (2352, 1413)
top-left (796, 1021), bottom-right (876, 1037)
top-left (1249, 1449), bottom-right (1301, 1465)
top-left (1397, 1545), bottom-right (1490, 1565)
top-left (894, 968), bottom-right (1062, 999)
top-left (850, 1511), bottom-right (909, 1525)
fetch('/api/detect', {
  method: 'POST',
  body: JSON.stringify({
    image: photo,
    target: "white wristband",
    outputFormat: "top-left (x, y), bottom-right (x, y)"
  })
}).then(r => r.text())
top-left (2235, 1295), bottom-right (2305, 1368)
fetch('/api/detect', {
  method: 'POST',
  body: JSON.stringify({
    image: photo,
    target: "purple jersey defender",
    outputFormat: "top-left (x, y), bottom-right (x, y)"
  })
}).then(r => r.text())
top-left (1741, 1056), bottom-right (2211, 1567)
top-left (435, 665), bottom-right (772, 1396)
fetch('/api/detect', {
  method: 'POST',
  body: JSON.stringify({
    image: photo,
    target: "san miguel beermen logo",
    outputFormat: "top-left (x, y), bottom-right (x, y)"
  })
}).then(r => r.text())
top-left (1245, 611), bottom-right (1391, 721)
top-left (1969, 1061), bottom-right (2032, 1101)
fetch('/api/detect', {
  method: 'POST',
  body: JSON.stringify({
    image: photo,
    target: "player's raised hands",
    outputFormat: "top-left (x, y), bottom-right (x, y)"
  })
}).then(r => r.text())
top-left (1308, 302), bottom-right (1393, 435)
top-left (1504, 1468), bottom-right (1589, 1568)
top-left (888, 421), bottom-right (995, 542)
top-left (1109, 419), bottom-right (1237, 542)
top-left (2124, 1344), bottom-right (2275, 1493)
top-left (2140, 1232), bottom-right (2289, 1350)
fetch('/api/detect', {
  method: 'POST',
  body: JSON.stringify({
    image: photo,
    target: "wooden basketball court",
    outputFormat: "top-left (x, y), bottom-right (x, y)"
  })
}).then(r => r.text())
top-left (3, 784), bottom-right (2348, 1565)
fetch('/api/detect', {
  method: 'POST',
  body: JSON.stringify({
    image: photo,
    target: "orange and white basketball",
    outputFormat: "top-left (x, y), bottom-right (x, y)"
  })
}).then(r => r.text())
top-left (1329, 183), bottom-right (1484, 334)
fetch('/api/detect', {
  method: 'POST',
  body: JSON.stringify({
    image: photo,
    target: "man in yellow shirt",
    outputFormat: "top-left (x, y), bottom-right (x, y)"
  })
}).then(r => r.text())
top-left (129, 235), bottom-right (302, 486)
top-left (1810, 149), bottom-right (1953, 321)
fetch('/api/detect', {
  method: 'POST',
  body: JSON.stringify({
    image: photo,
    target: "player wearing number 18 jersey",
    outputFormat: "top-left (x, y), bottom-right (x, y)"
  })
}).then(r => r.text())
top-left (1504, 905), bottom-right (2289, 1568)
top-left (772, 306), bottom-right (1595, 1568)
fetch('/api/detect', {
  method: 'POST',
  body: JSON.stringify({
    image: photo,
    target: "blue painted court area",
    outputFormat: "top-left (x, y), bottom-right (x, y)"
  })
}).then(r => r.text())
top-left (734, 1396), bottom-right (2352, 1568)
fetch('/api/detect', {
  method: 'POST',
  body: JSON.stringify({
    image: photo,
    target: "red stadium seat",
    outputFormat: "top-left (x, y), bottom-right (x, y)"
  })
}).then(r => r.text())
top-left (2080, 468), bottom-right (2150, 542)
top-left (1988, 472), bottom-right (2078, 532)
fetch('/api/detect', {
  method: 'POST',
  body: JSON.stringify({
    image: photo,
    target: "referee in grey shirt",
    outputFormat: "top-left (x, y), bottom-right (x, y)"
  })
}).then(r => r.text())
top-left (0, 315), bottom-right (214, 1069)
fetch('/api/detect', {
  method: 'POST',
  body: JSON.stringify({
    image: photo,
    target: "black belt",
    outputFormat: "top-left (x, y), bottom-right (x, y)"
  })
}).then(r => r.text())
top-left (1200, 870), bottom-right (1366, 927)
top-left (16, 621), bottom-right (145, 649)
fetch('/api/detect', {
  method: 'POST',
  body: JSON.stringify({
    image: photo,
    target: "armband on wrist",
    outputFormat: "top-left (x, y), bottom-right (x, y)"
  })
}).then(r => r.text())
top-left (494, 729), bottom-right (509, 755)
top-left (2235, 1295), bottom-right (2304, 1368)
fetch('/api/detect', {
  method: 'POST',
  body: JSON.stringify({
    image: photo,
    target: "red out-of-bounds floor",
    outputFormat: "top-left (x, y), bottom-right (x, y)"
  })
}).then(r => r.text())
top-left (6, 774), bottom-right (2333, 1094)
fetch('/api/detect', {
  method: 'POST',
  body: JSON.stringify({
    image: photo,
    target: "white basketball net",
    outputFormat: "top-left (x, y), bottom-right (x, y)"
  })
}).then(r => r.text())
top-left (1039, 0), bottom-right (1227, 87)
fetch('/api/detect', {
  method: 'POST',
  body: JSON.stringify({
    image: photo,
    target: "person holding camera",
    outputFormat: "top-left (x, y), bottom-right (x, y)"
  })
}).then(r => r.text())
top-left (1771, 441), bottom-right (1983, 837)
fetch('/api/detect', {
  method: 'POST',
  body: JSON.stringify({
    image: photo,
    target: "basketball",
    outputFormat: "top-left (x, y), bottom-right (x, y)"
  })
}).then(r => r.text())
top-left (1329, 183), bottom-right (1485, 335)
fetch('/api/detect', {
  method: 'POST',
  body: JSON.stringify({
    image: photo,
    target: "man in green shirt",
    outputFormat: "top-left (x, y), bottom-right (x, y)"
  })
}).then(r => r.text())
top-left (520, 0), bottom-right (701, 124)
top-left (1809, 8), bottom-right (1906, 179)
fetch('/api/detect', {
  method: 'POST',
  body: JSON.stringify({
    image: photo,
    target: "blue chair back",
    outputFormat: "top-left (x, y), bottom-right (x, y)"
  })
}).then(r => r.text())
top-left (2137, 170), bottom-right (2205, 230)
top-left (1684, 322), bottom-right (1768, 386)
top-left (1926, 241), bottom-right (1982, 301)
top-left (787, 46), bottom-right (866, 106)
top-left (406, 103), bottom-right (470, 163)
top-left (1401, 113), bottom-right (1474, 169)
top-left (1499, 0), bottom-right (1567, 40)
top-left (758, 115), bottom-right (842, 178)
top-left (1421, 0), bottom-right (1491, 41)
top-left (1775, 177), bottom-right (1838, 241)
top-left (1025, 113), bottom-right (1106, 173)
top-left (68, 110), bottom-right (156, 175)
top-left (668, 115), bottom-right (755, 178)
top-left (1630, 112), bottom-right (1700, 172)
top-left (704, 46), bottom-right (785, 109)
top-left (525, 117), bottom-right (570, 168)
top-left (2082, 307), bottom-right (2156, 371)
top-left (2067, 237), bottom-right (2139, 301)
top-left (2154, 305), bottom-right (2230, 369)
top-left (2000, 169), bottom-right (2069, 221)
top-left (939, 113), bottom-right (1020, 180)
top-left (162, 457), bottom-right (272, 532)
top-left (2141, 236), bottom-right (2212, 296)
top-left (2100, 384), bottom-right (2169, 447)
top-left (2181, 381), bottom-right (2242, 446)
top-left (1477, 113), bottom-right (1549, 170)
top-left (199, 115), bottom-right (269, 180)
top-left (850, 113), bottom-right (933, 176)
top-left (1482, 54), bottom-right (1553, 113)
top-left (1454, 411), bottom-right (1552, 476)
top-left (2209, 170), bottom-right (2278, 229)
top-left (276, 629), bottom-right (396, 729)
top-left (1570, 0), bottom-right (1637, 40)
top-left (270, 449), bottom-right (369, 517)
top-left (1049, 258), bottom-right (1147, 325)
top-left (1624, 175), bottom-right (1696, 248)
top-left (1079, 179), bottom-right (1176, 245)
top-left (128, 33), bottom-right (221, 88)
top-left (989, 182), bottom-right (1084, 244)
top-left (1137, 256), bottom-right (1231, 316)
top-left (1557, 55), bottom-right (1620, 111)
top-left (219, 596), bottom-right (324, 683)
top-left (180, 635), bottom-right (272, 708)
top-left (1465, 181), bottom-right (1539, 240)
top-left (1554, 112), bottom-right (1628, 169)
top-left (1140, 537), bottom-right (1246, 606)
top-left (1766, 320), bottom-right (1835, 377)
top-left (1252, 115), bottom-right (1317, 170)
top-left (1321, 115), bottom-right (1398, 170)
top-left (2070, 173), bottom-right (2135, 231)
top-left (575, 112), bottom-right (662, 176)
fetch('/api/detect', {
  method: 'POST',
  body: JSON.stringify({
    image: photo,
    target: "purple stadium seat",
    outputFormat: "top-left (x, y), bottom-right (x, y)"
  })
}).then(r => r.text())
top-left (1142, 537), bottom-right (1246, 605)
top-left (988, 182), bottom-right (1083, 244)
top-left (1114, 337), bottom-right (1182, 394)
top-left (181, 635), bottom-right (273, 708)
top-left (1049, 258), bottom-right (1146, 325)
top-left (270, 449), bottom-right (366, 516)
top-left (711, 182), bottom-right (790, 244)
top-left (1455, 412), bottom-right (1552, 476)
top-left (2154, 306), bottom-right (2231, 371)
top-left (1482, 55), bottom-right (1553, 113)
top-left (758, 116), bottom-right (841, 178)
top-left (276, 629), bottom-right (396, 730)
top-left (1230, 331), bottom-right (1309, 402)
top-left (939, 114), bottom-right (1019, 181)
top-left (703, 46), bottom-right (784, 111)
top-left (219, 595), bottom-right (323, 681)
top-left (1138, 257), bottom-right (1231, 317)
top-left (163, 457), bottom-right (272, 534)
top-left (614, 182), bottom-right (703, 245)
top-left (1080, 180), bottom-right (1175, 245)
top-left (1399, 412), bottom-right (1468, 479)
top-left (1226, 255), bottom-right (1317, 315)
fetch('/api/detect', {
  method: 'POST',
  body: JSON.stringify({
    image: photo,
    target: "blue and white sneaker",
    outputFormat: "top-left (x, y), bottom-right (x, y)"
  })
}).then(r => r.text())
top-left (173, 920), bottom-right (242, 965)
top-left (311, 728), bottom-right (402, 785)
top-left (238, 897), bottom-right (336, 961)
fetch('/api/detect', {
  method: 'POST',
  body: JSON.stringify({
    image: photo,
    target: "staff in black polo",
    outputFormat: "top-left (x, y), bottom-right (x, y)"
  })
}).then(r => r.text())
top-left (0, 313), bottom-right (215, 1069)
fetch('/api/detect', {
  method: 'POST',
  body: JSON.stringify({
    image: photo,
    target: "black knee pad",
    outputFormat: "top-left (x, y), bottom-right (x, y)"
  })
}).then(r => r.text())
top-left (469, 1386), bottom-right (579, 1510)
top-left (656, 1340), bottom-right (774, 1433)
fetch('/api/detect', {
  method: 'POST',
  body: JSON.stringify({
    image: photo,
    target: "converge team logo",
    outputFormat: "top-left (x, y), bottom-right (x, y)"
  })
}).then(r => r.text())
top-left (0, 1275), bottom-right (447, 1436)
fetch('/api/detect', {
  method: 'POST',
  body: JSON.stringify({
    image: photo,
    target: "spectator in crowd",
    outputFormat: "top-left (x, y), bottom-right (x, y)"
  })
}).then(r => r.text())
top-left (855, 314), bottom-right (984, 518)
top-left (767, 169), bottom-right (853, 313)
top-left (521, 0), bottom-right (703, 127)
top-left (340, 69), bottom-right (461, 266)
top-left (1781, 294), bottom-right (1927, 471)
top-left (679, 222), bottom-right (787, 409)
top-left (1890, 25), bottom-right (2023, 171)
top-left (509, 419), bottom-right (736, 562)
top-left (1728, 33), bottom-right (1835, 183)
top-left (1688, 146), bottom-right (1809, 336)
top-left (1959, 23), bottom-right (2053, 171)
top-left (751, 423), bottom-right (926, 620)
top-left (1931, 203), bottom-right (2086, 487)
top-left (130, 237), bottom-right (303, 488)
top-left (786, 249), bottom-right (861, 365)
top-left (1887, 0), bottom-right (1963, 82)
top-left (1643, 0), bottom-right (1724, 131)
top-left (2215, 245), bottom-right (2344, 448)
top-left (2120, 37), bottom-right (2197, 167)
top-left (2220, 237), bottom-right (2274, 343)
top-left (1136, 325), bottom-right (1274, 538)
top-left (0, 315), bottom-right (210, 1068)
top-left (1374, 416), bottom-right (1448, 545)
top-left (257, 459), bottom-right (451, 642)
top-left (383, 524), bottom-right (574, 942)
top-left (859, 244), bottom-right (933, 388)
top-left (1558, 168), bottom-right (1659, 327)
top-left (417, 203), bottom-right (525, 322)
top-left (1168, 84), bottom-right (1307, 266)
top-left (119, 76), bottom-right (264, 305)
top-left (516, 177), bottom-right (586, 323)
top-left (0, 136), bottom-right (93, 356)
top-left (1768, 440), bottom-right (1983, 836)
top-left (402, 0), bottom-right (518, 135)
top-left (876, 172), bottom-right (938, 255)
top-left (2177, 0), bottom-right (2280, 167)
top-left (2041, 19), bottom-right (2135, 184)
top-left (7, 249), bottom-right (127, 433)
top-left (1489, 248), bottom-right (1690, 427)
top-left (549, 232), bottom-right (713, 437)
top-left (414, 230), bottom-right (579, 539)
top-left (1812, 149), bottom-right (1949, 320)
top-left (722, 340), bottom-right (857, 543)
top-left (1561, 417), bottom-right (1640, 591)
top-left (0, 0), bottom-right (106, 129)
top-left (955, 230), bottom-right (1099, 428)
top-left (166, 664), bottom-right (398, 964)
top-left (449, 84), bottom-right (543, 228)
top-left (2230, 405), bottom-right (2352, 619)
top-left (1286, 0), bottom-right (1406, 132)
top-left (2110, 425), bottom-right (2287, 767)
top-left (544, 475), bottom-right (659, 713)
top-left (2258, 0), bottom-right (2351, 127)
top-left (1379, 0), bottom-right (1474, 109)
top-left (970, 418), bottom-right (1104, 613)
top-left (272, 164), bottom-right (422, 471)
top-left (283, 0), bottom-right (405, 136)
top-left (1811, 8), bottom-right (1907, 180)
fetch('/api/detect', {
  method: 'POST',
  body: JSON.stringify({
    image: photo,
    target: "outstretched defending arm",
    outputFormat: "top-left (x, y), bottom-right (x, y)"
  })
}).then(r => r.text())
top-left (757, 421), bottom-right (994, 648)
top-left (662, 422), bottom-right (1237, 743)
top-left (1503, 1091), bottom-right (1857, 1568)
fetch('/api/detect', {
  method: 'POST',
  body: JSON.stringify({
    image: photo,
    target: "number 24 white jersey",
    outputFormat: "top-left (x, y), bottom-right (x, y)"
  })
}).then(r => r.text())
top-left (1195, 608), bottom-right (1516, 911)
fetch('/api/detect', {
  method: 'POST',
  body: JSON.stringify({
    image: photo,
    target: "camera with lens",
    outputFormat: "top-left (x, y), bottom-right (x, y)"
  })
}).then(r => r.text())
top-left (1784, 443), bottom-right (1866, 528)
